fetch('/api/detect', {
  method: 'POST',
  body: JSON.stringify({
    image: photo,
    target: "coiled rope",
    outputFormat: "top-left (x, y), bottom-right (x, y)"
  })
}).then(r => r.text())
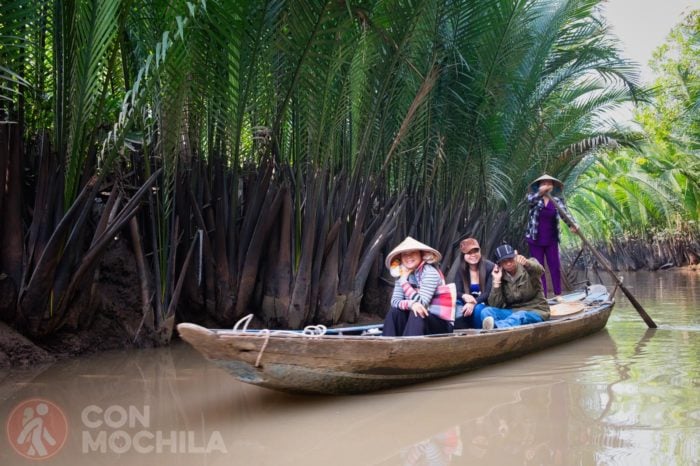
top-left (232, 314), bottom-right (328, 367)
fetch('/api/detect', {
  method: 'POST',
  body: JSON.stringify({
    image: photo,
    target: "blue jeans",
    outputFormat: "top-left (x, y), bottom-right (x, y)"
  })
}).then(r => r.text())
top-left (477, 306), bottom-right (544, 329)
top-left (455, 303), bottom-right (486, 329)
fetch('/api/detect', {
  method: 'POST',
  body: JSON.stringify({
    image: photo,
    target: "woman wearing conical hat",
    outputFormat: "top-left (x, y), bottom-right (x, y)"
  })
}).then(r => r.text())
top-left (382, 237), bottom-right (452, 336)
top-left (525, 174), bottom-right (578, 299)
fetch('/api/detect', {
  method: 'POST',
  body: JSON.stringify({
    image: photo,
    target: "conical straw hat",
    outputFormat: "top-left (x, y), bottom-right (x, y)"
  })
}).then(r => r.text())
top-left (385, 236), bottom-right (441, 269)
top-left (529, 173), bottom-right (563, 195)
top-left (550, 301), bottom-right (585, 317)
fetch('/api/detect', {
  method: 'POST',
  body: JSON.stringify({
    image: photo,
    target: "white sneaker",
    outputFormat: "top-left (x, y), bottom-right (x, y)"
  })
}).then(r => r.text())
top-left (483, 316), bottom-right (495, 330)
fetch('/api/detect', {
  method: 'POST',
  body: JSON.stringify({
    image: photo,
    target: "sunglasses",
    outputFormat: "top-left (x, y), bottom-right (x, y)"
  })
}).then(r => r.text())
top-left (464, 248), bottom-right (480, 255)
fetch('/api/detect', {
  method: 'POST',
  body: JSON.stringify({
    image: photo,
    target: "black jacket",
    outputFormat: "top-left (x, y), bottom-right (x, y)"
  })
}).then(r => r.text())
top-left (455, 259), bottom-right (496, 305)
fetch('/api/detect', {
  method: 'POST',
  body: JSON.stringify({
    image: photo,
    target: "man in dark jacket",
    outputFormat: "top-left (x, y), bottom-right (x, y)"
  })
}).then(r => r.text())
top-left (478, 244), bottom-right (550, 330)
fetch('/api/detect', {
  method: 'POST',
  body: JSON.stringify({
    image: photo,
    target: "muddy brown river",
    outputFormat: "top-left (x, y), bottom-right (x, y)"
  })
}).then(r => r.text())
top-left (1, 269), bottom-right (698, 465)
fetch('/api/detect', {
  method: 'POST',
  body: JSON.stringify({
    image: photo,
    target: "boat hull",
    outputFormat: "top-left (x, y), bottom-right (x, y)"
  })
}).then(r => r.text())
top-left (177, 289), bottom-right (614, 395)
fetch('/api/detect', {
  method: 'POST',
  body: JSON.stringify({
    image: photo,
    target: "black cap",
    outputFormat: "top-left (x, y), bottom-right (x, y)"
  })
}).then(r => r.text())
top-left (493, 244), bottom-right (516, 263)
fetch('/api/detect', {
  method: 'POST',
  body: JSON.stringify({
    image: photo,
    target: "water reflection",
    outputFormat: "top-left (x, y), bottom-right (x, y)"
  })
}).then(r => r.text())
top-left (373, 331), bottom-right (619, 466)
top-left (0, 269), bottom-right (698, 465)
top-left (396, 426), bottom-right (462, 465)
top-left (461, 382), bottom-right (570, 465)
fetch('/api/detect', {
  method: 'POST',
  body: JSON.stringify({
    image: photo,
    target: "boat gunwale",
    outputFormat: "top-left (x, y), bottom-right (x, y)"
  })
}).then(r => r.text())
top-left (181, 299), bottom-right (614, 344)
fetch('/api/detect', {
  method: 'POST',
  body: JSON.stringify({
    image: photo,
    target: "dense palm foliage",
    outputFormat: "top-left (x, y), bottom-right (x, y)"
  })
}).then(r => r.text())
top-left (566, 10), bottom-right (699, 269)
top-left (1, 0), bottom-right (643, 341)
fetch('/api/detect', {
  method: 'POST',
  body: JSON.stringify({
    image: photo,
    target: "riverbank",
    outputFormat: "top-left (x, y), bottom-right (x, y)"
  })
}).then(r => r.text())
top-left (562, 232), bottom-right (699, 272)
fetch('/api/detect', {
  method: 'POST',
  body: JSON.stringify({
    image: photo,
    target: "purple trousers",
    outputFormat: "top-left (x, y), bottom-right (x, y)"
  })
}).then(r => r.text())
top-left (528, 242), bottom-right (562, 296)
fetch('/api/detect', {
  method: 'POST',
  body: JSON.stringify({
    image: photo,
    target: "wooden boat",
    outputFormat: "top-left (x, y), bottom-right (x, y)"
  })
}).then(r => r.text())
top-left (177, 284), bottom-right (614, 395)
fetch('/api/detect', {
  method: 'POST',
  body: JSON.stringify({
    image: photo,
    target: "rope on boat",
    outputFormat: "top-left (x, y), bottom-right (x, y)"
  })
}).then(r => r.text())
top-left (232, 314), bottom-right (328, 367)
top-left (301, 324), bottom-right (328, 336)
top-left (255, 329), bottom-right (270, 367)
top-left (233, 313), bottom-right (255, 332)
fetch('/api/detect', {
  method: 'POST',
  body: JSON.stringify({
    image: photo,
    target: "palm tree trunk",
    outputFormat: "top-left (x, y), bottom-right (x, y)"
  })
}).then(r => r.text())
top-left (233, 183), bottom-right (284, 321)
top-left (17, 176), bottom-right (98, 335)
top-left (212, 157), bottom-right (233, 318)
top-left (288, 170), bottom-right (325, 328)
top-left (25, 134), bottom-right (61, 277)
top-left (260, 185), bottom-right (293, 325)
top-left (129, 216), bottom-right (154, 337)
top-left (0, 125), bottom-right (24, 296)
top-left (316, 235), bottom-right (342, 325)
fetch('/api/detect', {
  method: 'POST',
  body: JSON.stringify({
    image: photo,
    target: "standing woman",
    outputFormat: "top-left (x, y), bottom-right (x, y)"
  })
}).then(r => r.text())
top-left (525, 174), bottom-right (578, 299)
top-left (454, 238), bottom-right (495, 329)
top-left (383, 237), bottom-right (452, 336)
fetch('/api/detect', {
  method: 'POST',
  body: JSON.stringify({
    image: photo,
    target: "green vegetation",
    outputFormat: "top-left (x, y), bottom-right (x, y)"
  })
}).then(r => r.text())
top-left (0, 0), bottom-right (688, 342)
top-left (565, 10), bottom-right (699, 269)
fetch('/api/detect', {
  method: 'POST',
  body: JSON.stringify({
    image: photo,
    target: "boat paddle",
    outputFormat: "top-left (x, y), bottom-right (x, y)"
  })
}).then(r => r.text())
top-left (548, 195), bottom-right (658, 328)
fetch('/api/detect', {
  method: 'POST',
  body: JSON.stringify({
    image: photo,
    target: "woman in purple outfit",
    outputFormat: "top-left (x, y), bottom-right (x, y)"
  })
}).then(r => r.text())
top-left (525, 174), bottom-right (578, 300)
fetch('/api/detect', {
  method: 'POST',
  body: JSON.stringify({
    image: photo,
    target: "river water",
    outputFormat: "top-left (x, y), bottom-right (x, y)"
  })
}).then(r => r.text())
top-left (1, 269), bottom-right (698, 465)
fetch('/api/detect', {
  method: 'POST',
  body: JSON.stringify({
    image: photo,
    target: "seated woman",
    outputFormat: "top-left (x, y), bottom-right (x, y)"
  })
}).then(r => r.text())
top-left (477, 244), bottom-right (550, 330)
top-left (454, 237), bottom-right (495, 329)
top-left (382, 237), bottom-right (452, 336)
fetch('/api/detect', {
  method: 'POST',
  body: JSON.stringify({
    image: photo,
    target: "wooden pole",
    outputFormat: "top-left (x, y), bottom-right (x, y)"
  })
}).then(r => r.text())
top-left (548, 196), bottom-right (657, 328)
